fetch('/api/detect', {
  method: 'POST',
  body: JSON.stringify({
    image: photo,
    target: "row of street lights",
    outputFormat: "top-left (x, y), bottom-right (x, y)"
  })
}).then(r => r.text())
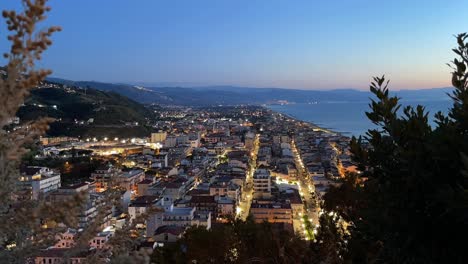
top-left (237, 134), bottom-right (260, 220)
top-left (291, 138), bottom-right (322, 241)
top-left (84, 137), bottom-right (138, 144)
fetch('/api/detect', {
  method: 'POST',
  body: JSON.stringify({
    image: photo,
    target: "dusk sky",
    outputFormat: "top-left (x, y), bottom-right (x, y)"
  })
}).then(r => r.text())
top-left (2, 0), bottom-right (468, 90)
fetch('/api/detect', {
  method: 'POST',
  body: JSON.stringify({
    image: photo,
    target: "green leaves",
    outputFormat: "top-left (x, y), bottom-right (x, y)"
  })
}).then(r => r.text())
top-left (365, 75), bottom-right (401, 135)
top-left (339, 33), bottom-right (468, 263)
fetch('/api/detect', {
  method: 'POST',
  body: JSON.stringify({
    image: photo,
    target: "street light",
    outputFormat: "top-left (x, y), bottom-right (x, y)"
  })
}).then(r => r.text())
top-left (236, 206), bottom-right (242, 216)
top-left (154, 142), bottom-right (163, 155)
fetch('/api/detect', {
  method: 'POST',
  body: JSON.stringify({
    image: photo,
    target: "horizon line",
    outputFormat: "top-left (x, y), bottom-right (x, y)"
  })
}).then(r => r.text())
top-left (47, 76), bottom-right (452, 92)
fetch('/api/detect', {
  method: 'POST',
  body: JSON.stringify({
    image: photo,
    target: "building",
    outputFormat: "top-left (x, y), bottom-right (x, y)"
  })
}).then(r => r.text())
top-left (244, 132), bottom-right (255, 149)
top-left (209, 181), bottom-right (241, 202)
top-left (153, 153), bottom-right (169, 167)
top-left (176, 134), bottom-right (189, 145)
top-left (250, 202), bottom-right (293, 227)
top-left (154, 225), bottom-right (185, 243)
top-left (281, 135), bottom-right (290, 143)
top-left (216, 196), bottom-right (235, 219)
top-left (287, 165), bottom-right (298, 180)
top-left (128, 195), bottom-right (161, 221)
top-left (151, 132), bottom-right (167, 143)
top-left (158, 207), bottom-right (195, 228)
top-left (89, 231), bottom-right (113, 249)
top-left (33, 249), bottom-right (93, 264)
top-left (19, 166), bottom-right (61, 200)
top-left (282, 189), bottom-right (303, 218)
top-left (42, 146), bottom-right (60, 156)
top-left (190, 138), bottom-right (200, 148)
top-left (49, 182), bottom-right (114, 229)
top-left (91, 165), bottom-right (120, 192)
top-left (137, 179), bottom-right (154, 196)
top-left (163, 181), bottom-right (187, 200)
top-left (164, 136), bottom-right (177, 148)
top-left (148, 176), bottom-right (195, 200)
top-left (117, 169), bottom-right (145, 194)
top-left (53, 229), bottom-right (77, 249)
top-left (146, 204), bottom-right (211, 238)
top-left (39, 136), bottom-right (78, 146)
top-left (188, 196), bottom-right (217, 218)
top-left (79, 194), bottom-right (106, 229)
top-left (205, 132), bottom-right (225, 144)
top-left (253, 168), bottom-right (272, 199)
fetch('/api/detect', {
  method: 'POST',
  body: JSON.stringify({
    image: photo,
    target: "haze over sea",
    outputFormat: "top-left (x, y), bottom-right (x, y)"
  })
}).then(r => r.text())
top-left (268, 99), bottom-right (452, 137)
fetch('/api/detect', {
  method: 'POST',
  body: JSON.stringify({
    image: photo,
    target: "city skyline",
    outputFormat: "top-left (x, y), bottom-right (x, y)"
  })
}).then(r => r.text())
top-left (1, 0), bottom-right (468, 90)
top-left (1, 1), bottom-right (467, 262)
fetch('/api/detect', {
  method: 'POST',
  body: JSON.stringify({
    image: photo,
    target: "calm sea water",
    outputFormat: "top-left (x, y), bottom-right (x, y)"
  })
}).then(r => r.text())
top-left (268, 100), bottom-right (453, 137)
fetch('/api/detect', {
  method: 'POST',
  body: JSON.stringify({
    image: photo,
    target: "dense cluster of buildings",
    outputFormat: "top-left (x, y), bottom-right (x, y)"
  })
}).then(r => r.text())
top-left (11, 105), bottom-right (355, 262)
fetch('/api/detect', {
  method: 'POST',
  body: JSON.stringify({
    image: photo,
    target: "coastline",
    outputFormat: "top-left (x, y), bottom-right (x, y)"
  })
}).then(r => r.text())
top-left (263, 105), bottom-right (343, 136)
top-left (264, 100), bottom-right (453, 137)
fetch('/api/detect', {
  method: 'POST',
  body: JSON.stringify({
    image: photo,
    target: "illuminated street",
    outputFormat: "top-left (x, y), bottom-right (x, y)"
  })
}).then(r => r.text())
top-left (291, 138), bottom-right (320, 229)
top-left (237, 134), bottom-right (260, 220)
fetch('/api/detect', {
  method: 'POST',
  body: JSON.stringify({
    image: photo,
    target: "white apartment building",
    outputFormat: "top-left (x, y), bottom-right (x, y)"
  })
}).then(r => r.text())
top-left (19, 166), bottom-right (61, 200)
top-left (253, 168), bottom-right (272, 199)
top-left (146, 202), bottom-right (211, 238)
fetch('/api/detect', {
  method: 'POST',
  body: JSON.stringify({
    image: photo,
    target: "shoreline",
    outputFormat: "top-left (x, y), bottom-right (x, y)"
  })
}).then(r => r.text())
top-left (263, 105), bottom-right (343, 136)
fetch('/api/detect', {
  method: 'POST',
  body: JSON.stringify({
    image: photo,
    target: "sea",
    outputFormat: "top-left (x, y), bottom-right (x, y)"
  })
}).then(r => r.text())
top-left (267, 99), bottom-right (453, 137)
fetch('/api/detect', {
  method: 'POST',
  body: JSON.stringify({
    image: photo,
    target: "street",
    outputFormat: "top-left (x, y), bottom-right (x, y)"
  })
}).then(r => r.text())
top-left (291, 138), bottom-right (320, 237)
top-left (237, 134), bottom-right (260, 220)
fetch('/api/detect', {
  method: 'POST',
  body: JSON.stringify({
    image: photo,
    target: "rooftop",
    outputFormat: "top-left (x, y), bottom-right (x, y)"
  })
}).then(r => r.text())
top-left (130, 195), bottom-right (160, 206)
top-left (189, 195), bottom-right (216, 204)
top-left (154, 225), bottom-right (185, 236)
top-left (138, 179), bottom-right (153, 185)
top-left (20, 166), bottom-right (42, 176)
top-left (121, 169), bottom-right (144, 178)
top-left (251, 203), bottom-right (292, 209)
top-left (34, 248), bottom-right (92, 258)
top-left (166, 207), bottom-right (195, 216)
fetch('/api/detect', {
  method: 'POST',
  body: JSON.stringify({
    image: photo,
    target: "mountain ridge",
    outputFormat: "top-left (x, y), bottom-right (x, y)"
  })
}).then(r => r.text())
top-left (46, 77), bottom-right (453, 106)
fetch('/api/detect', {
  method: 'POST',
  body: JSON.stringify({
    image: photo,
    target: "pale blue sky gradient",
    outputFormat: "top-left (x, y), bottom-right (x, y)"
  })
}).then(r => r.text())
top-left (1, 0), bottom-right (467, 89)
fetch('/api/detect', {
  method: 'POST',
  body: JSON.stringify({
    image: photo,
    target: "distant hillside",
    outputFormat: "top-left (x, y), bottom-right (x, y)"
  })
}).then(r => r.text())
top-left (47, 77), bottom-right (454, 106)
top-left (17, 81), bottom-right (152, 137)
top-left (47, 79), bottom-right (174, 104)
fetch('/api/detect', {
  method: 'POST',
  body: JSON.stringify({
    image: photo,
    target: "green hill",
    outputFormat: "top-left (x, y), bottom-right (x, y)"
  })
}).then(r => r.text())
top-left (17, 81), bottom-right (153, 137)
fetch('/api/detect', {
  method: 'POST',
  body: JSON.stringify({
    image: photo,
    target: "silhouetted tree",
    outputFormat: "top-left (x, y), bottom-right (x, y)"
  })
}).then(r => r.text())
top-left (326, 33), bottom-right (468, 263)
top-left (308, 213), bottom-right (347, 264)
top-left (0, 2), bottom-right (155, 263)
top-left (152, 218), bottom-right (309, 263)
